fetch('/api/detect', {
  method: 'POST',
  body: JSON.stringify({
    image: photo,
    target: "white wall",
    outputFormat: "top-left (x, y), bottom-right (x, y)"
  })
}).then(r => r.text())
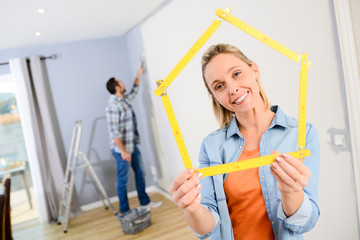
top-left (349, 0), bottom-right (360, 72)
top-left (135, 0), bottom-right (359, 239)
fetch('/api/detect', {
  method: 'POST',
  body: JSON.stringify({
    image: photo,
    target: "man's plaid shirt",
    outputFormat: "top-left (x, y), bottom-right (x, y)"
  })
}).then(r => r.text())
top-left (105, 84), bottom-right (140, 154)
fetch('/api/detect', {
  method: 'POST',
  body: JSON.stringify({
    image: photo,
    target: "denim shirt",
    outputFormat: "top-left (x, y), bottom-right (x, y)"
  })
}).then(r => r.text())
top-left (194, 106), bottom-right (320, 240)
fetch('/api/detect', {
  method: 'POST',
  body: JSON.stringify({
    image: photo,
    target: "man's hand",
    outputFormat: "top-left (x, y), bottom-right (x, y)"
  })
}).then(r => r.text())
top-left (121, 150), bottom-right (131, 162)
top-left (114, 138), bottom-right (130, 161)
top-left (134, 66), bottom-right (144, 85)
top-left (136, 66), bottom-right (144, 79)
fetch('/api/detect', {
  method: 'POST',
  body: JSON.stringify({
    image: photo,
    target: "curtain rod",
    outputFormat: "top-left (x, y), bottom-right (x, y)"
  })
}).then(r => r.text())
top-left (0, 54), bottom-right (58, 66)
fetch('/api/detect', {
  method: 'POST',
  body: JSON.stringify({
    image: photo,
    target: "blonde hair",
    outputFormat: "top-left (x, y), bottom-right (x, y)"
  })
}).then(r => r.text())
top-left (201, 43), bottom-right (270, 128)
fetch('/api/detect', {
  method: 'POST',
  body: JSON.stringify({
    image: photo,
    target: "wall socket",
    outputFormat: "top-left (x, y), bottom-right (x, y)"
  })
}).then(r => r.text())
top-left (327, 127), bottom-right (351, 153)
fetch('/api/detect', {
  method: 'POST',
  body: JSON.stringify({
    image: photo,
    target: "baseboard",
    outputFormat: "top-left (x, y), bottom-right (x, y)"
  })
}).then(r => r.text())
top-left (153, 185), bottom-right (173, 201)
top-left (80, 185), bottom-right (172, 211)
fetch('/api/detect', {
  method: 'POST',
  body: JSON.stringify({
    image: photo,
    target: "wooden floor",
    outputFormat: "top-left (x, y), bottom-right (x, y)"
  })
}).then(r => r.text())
top-left (13, 192), bottom-right (200, 240)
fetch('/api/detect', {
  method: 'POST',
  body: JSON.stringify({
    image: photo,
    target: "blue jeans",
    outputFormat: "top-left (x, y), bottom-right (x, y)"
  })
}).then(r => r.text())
top-left (111, 144), bottom-right (150, 214)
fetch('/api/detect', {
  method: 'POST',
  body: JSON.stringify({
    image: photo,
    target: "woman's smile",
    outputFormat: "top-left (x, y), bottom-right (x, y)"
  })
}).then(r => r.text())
top-left (232, 91), bottom-right (249, 105)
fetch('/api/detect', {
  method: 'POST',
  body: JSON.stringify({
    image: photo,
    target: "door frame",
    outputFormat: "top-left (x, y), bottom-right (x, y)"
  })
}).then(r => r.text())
top-left (333, 0), bottom-right (360, 228)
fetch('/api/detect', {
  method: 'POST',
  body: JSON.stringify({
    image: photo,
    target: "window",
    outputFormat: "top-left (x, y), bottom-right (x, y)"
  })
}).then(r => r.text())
top-left (0, 73), bottom-right (36, 224)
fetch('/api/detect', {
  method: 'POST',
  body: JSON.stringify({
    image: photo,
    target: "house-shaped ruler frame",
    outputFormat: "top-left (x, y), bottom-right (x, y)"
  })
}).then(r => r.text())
top-left (154, 8), bottom-right (311, 177)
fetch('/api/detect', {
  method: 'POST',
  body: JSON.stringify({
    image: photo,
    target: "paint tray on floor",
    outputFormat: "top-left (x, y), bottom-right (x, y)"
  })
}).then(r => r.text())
top-left (119, 206), bottom-right (151, 234)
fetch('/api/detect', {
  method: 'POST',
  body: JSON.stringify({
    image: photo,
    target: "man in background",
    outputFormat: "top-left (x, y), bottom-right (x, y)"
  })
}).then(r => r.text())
top-left (105, 65), bottom-right (162, 214)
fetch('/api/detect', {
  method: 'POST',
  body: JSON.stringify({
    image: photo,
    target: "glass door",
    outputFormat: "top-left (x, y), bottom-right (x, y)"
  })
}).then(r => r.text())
top-left (0, 73), bottom-right (38, 225)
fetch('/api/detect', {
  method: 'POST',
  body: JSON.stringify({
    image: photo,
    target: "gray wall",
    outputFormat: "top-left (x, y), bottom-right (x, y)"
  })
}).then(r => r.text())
top-left (0, 35), bottom-right (156, 206)
top-left (124, 27), bottom-right (164, 188)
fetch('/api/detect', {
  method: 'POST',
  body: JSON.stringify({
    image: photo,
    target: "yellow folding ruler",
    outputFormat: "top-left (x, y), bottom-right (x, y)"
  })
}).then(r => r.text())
top-left (155, 8), bottom-right (312, 177)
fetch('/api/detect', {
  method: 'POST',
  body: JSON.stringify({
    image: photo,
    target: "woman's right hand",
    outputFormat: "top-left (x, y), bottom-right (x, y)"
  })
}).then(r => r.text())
top-left (169, 169), bottom-right (203, 213)
top-left (170, 169), bottom-right (215, 235)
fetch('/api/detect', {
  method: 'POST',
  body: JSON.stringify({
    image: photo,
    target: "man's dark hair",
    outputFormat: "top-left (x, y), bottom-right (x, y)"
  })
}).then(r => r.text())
top-left (106, 77), bottom-right (118, 94)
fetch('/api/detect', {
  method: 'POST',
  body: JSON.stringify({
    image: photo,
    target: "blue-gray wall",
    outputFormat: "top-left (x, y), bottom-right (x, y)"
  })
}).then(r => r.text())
top-left (124, 27), bottom-right (164, 190)
top-left (0, 35), bottom-right (156, 206)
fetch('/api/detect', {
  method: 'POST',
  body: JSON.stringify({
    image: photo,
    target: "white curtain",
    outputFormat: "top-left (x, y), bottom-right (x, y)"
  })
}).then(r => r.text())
top-left (9, 57), bottom-right (81, 223)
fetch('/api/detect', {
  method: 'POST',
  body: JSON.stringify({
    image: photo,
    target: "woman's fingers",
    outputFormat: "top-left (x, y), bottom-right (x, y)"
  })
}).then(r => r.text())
top-left (169, 169), bottom-right (194, 194)
top-left (173, 172), bottom-right (201, 204)
top-left (282, 153), bottom-right (311, 177)
top-left (271, 151), bottom-right (311, 192)
top-left (271, 165), bottom-right (303, 192)
top-left (169, 169), bottom-right (203, 210)
top-left (273, 156), bottom-right (302, 183)
top-left (185, 192), bottom-right (202, 213)
top-left (177, 183), bottom-right (202, 209)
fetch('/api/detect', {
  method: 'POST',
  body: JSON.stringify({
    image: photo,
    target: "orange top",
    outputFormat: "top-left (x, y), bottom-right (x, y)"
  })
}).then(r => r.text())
top-left (223, 148), bottom-right (275, 240)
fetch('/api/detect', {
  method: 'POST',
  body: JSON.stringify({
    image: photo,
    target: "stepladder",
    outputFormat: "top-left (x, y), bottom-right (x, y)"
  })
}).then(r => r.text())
top-left (57, 120), bottom-right (119, 233)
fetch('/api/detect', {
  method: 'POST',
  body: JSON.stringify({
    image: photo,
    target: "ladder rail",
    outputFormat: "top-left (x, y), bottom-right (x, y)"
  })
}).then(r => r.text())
top-left (58, 121), bottom-right (80, 218)
top-left (83, 167), bottom-right (107, 207)
top-left (62, 169), bottom-right (76, 232)
top-left (57, 120), bottom-right (118, 233)
top-left (79, 152), bottom-right (117, 214)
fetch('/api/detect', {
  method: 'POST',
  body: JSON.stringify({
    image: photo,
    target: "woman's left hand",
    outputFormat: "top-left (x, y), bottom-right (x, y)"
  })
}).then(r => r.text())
top-left (270, 151), bottom-right (312, 216)
top-left (270, 151), bottom-right (311, 194)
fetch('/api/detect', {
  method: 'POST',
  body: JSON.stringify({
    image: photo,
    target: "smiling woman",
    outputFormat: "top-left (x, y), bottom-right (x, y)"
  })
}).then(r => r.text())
top-left (169, 43), bottom-right (320, 240)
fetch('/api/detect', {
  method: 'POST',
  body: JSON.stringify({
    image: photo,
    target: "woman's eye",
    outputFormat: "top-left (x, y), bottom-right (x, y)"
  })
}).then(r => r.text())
top-left (234, 71), bottom-right (241, 77)
top-left (215, 83), bottom-right (223, 91)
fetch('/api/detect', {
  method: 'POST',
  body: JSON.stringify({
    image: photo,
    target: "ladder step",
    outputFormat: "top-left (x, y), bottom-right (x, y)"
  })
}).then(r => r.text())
top-left (69, 164), bottom-right (88, 170)
top-left (77, 164), bottom-right (88, 169)
top-left (64, 182), bottom-right (71, 189)
top-left (61, 199), bottom-right (69, 208)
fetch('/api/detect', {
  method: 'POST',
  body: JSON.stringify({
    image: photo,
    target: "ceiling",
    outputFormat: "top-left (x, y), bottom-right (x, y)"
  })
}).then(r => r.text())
top-left (0, 0), bottom-right (169, 51)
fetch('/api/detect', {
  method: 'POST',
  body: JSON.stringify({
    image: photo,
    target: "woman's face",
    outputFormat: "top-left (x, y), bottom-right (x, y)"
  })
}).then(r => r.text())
top-left (204, 53), bottom-right (261, 114)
